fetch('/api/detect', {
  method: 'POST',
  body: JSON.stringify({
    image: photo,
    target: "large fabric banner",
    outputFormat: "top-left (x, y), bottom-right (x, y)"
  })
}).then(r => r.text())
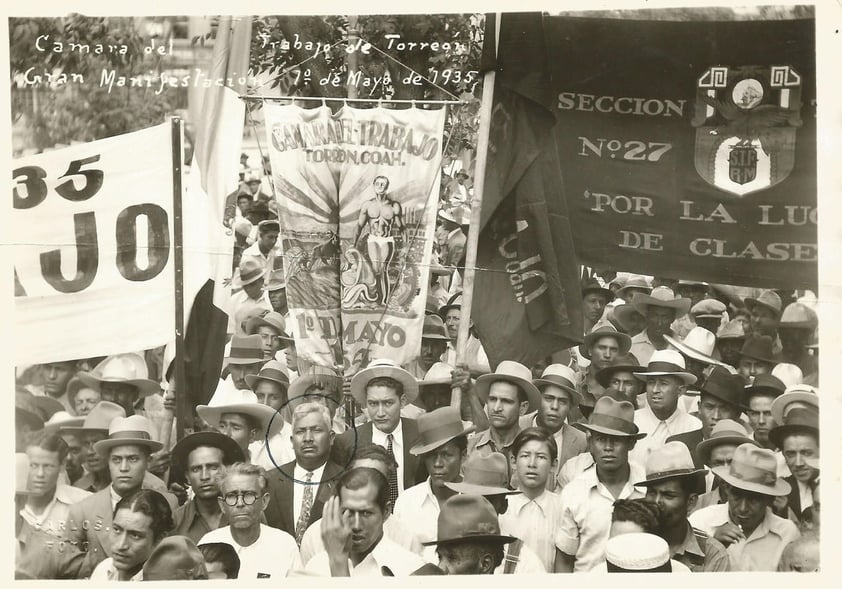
top-left (544, 16), bottom-right (816, 288)
top-left (13, 123), bottom-right (175, 364)
top-left (263, 104), bottom-right (445, 374)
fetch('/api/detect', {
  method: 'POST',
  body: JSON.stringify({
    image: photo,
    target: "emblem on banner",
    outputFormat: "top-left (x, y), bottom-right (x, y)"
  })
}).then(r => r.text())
top-left (691, 65), bottom-right (802, 196)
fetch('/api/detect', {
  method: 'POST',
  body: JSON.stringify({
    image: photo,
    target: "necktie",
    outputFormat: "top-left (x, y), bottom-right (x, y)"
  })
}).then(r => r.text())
top-left (295, 471), bottom-right (314, 545)
top-left (386, 434), bottom-right (399, 510)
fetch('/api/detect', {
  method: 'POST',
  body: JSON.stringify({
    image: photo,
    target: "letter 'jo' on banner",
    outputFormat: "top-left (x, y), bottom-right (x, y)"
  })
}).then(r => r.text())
top-left (263, 104), bottom-right (446, 374)
top-left (13, 123), bottom-right (176, 365)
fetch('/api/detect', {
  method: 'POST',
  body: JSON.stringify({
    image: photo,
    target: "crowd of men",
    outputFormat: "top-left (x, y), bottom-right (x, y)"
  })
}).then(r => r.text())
top-left (14, 165), bottom-right (821, 577)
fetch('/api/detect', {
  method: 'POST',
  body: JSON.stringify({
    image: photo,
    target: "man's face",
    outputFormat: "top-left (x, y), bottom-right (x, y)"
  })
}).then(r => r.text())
top-left (779, 328), bottom-right (811, 359)
top-left (695, 317), bottom-right (721, 334)
top-left (246, 180), bottom-right (261, 195)
top-left (61, 433), bottom-right (84, 482)
top-left (708, 444), bottom-right (738, 469)
top-left (486, 382), bottom-right (527, 432)
top-left (589, 336), bottom-right (620, 370)
top-left (40, 362), bottom-right (75, 397)
top-left (218, 413), bottom-right (256, 450)
top-left (242, 277), bottom-right (265, 300)
top-left (583, 293), bottom-right (608, 323)
top-left (750, 306), bottom-right (779, 337)
top-left (746, 395), bottom-right (775, 444)
top-left (74, 387), bottom-right (101, 416)
top-left (340, 483), bottom-right (387, 556)
top-left (420, 338), bottom-right (447, 370)
top-left (25, 446), bottom-right (62, 498)
top-left (292, 410), bottom-right (334, 467)
top-left (609, 371), bottom-right (642, 403)
top-left (365, 385), bottom-right (402, 434)
top-left (229, 362), bottom-right (261, 390)
top-left (373, 177), bottom-right (389, 196)
top-left (268, 288), bottom-right (288, 314)
top-left (588, 432), bottom-right (633, 473)
top-left (258, 229), bottom-right (279, 252)
top-left (738, 358), bottom-right (772, 384)
top-left (717, 339), bottom-right (744, 367)
top-left (726, 485), bottom-right (772, 532)
top-left (254, 380), bottom-right (286, 412)
top-left (256, 326), bottom-right (282, 359)
top-left (444, 309), bottom-right (461, 340)
top-left (538, 385), bottom-right (571, 433)
top-left (185, 446), bottom-right (225, 501)
top-left (645, 306), bottom-right (677, 337)
top-left (437, 542), bottom-right (489, 575)
top-left (698, 393), bottom-right (741, 437)
top-left (100, 382), bottom-right (140, 416)
top-left (111, 508), bottom-right (155, 574)
top-left (219, 473), bottom-right (267, 530)
top-left (645, 375), bottom-right (683, 417)
top-left (108, 444), bottom-right (148, 496)
top-left (237, 197), bottom-right (252, 215)
top-left (513, 439), bottom-right (555, 492)
top-left (285, 344), bottom-right (299, 372)
top-left (781, 434), bottom-right (819, 484)
top-left (645, 478), bottom-right (691, 529)
top-left (423, 440), bottom-right (465, 491)
top-left (81, 431), bottom-right (108, 473)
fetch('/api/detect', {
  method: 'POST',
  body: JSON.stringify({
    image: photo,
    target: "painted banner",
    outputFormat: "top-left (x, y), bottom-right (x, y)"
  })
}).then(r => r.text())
top-left (544, 16), bottom-right (816, 288)
top-left (263, 104), bottom-right (445, 374)
top-left (13, 123), bottom-right (175, 364)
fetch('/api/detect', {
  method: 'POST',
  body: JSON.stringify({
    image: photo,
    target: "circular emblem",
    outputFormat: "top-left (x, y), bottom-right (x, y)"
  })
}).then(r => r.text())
top-left (732, 78), bottom-right (764, 110)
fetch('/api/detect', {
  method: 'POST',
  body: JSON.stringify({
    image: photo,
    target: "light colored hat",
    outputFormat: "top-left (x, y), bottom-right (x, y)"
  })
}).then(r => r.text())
top-left (438, 205), bottom-right (470, 225)
top-left (444, 451), bottom-right (516, 496)
top-left (409, 407), bottom-right (475, 456)
top-left (422, 314), bottom-right (450, 341)
top-left (233, 257), bottom-right (267, 287)
top-left (716, 319), bottom-right (746, 340)
top-left (243, 168), bottom-right (262, 183)
top-left (744, 290), bottom-right (783, 318)
top-left (350, 358), bottom-right (418, 406)
top-left (712, 443), bottom-right (791, 496)
top-left (771, 363), bottom-right (804, 388)
top-left (605, 533), bottom-right (671, 572)
top-left (691, 298), bottom-right (726, 319)
top-left (579, 326), bottom-right (632, 360)
top-left (244, 360), bottom-right (290, 391)
top-left (438, 292), bottom-right (463, 319)
top-left (616, 275), bottom-right (651, 298)
top-left (779, 302), bottom-right (818, 330)
top-left (634, 441), bottom-right (707, 492)
top-left (475, 360), bottom-right (542, 413)
top-left (696, 419), bottom-right (759, 467)
top-left (60, 401), bottom-right (126, 435)
top-left (633, 349), bottom-right (697, 386)
top-left (93, 414), bottom-right (163, 456)
top-left (76, 353), bottom-right (159, 397)
top-left (770, 386), bottom-right (818, 426)
top-left (287, 366), bottom-right (343, 404)
top-left (612, 303), bottom-right (644, 332)
top-left (533, 364), bottom-right (580, 404)
top-left (422, 495), bottom-right (515, 546)
top-left (245, 311), bottom-right (288, 339)
top-left (631, 286), bottom-right (691, 318)
top-left (233, 218), bottom-right (253, 238)
top-left (665, 328), bottom-right (734, 373)
top-left (196, 380), bottom-right (283, 437)
top-left (576, 396), bottom-right (645, 439)
top-left (43, 411), bottom-right (85, 433)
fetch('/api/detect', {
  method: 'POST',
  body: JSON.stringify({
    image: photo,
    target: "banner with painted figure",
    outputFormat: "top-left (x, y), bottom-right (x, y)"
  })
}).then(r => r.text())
top-left (263, 104), bottom-right (445, 374)
top-left (13, 123), bottom-right (175, 364)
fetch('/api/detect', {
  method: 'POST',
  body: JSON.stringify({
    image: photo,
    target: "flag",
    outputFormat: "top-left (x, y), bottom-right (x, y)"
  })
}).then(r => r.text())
top-left (472, 13), bottom-right (584, 368)
top-left (176, 16), bottom-right (252, 411)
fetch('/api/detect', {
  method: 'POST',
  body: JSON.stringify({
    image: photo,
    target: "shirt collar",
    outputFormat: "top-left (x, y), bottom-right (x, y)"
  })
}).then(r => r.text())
top-left (675, 523), bottom-right (705, 558)
top-left (474, 426), bottom-right (519, 450)
top-left (643, 403), bottom-right (685, 426)
top-left (582, 459), bottom-right (646, 489)
top-left (294, 461), bottom-right (327, 482)
top-left (372, 421), bottom-right (403, 447)
top-left (509, 491), bottom-right (552, 514)
top-left (109, 485), bottom-right (121, 511)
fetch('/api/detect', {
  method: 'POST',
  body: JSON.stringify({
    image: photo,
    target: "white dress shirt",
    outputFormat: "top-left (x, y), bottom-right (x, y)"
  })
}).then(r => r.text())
top-left (392, 478), bottom-right (440, 562)
top-left (90, 557), bottom-right (144, 580)
top-left (292, 462), bottom-right (326, 525)
top-left (631, 405), bottom-right (701, 464)
top-left (371, 421), bottom-right (405, 493)
top-left (499, 491), bottom-right (565, 571)
top-left (299, 513), bottom-right (423, 565)
top-left (304, 536), bottom-right (425, 576)
top-left (199, 524), bottom-right (301, 578)
top-left (249, 420), bottom-right (295, 472)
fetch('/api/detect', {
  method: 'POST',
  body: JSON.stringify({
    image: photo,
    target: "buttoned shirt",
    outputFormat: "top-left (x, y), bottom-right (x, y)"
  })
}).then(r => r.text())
top-left (241, 241), bottom-right (279, 273)
top-left (20, 485), bottom-right (91, 539)
top-left (392, 478), bottom-right (440, 562)
top-left (630, 330), bottom-right (669, 367)
top-left (499, 491), bottom-right (565, 571)
top-left (299, 513), bottom-right (423, 565)
top-left (558, 452), bottom-right (595, 490)
top-left (671, 522), bottom-right (730, 572)
top-left (631, 405), bottom-right (701, 464)
top-left (371, 421), bottom-right (405, 493)
top-left (90, 557), bottom-right (144, 581)
top-left (305, 536), bottom-right (426, 576)
top-left (467, 426), bottom-right (521, 468)
top-left (199, 524), bottom-right (302, 578)
top-left (688, 503), bottom-right (800, 571)
top-left (249, 421), bottom-right (295, 472)
top-left (228, 289), bottom-right (272, 336)
top-left (173, 498), bottom-right (228, 545)
top-left (493, 537), bottom-right (547, 574)
top-left (557, 460), bottom-right (647, 572)
top-left (293, 462), bottom-right (326, 525)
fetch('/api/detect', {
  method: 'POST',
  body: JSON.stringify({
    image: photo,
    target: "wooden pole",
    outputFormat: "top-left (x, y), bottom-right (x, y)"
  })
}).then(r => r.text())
top-left (451, 67), bottom-right (496, 410)
top-left (346, 16), bottom-right (359, 101)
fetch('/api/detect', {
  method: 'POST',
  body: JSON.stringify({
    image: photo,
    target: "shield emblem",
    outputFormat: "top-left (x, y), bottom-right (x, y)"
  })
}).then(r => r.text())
top-left (691, 65), bottom-right (802, 197)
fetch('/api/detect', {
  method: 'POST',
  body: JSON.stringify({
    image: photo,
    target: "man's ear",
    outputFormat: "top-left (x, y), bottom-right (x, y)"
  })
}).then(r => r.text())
top-left (260, 492), bottom-right (270, 512)
top-left (686, 493), bottom-right (698, 516)
top-left (328, 430), bottom-right (336, 447)
top-left (478, 552), bottom-right (496, 574)
top-left (519, 401), bottom-right (529, 416)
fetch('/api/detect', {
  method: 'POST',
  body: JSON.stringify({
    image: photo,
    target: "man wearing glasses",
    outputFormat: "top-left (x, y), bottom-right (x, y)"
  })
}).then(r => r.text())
top-left (198, 463), bottom-right (301, 578)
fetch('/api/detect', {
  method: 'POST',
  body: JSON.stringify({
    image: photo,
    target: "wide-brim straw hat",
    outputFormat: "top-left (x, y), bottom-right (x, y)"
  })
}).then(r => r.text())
top-left (778, 302), bottom-right (818, 330)
top-left (533, 363), bottom-right (580, 405)
top-left (60, 401), bottom-right (126, 435)
top-left (196, 380), bottom-right (284, 437)
top-left (232, 257), bottom-right (268, 288)
top-left (634, 441), bottom-right (707, 493)
top-left (633, 349), bottom-right (697, 386)
top-left (444, 451), bottom-right (516, 496)
top-left (422, 495), bottom-right (515, 546)
top-left (744, 290), bottom-right (783, 318)
top-left (577, 396), bottom-right (646, 439)
top-left (287, 366), bottom-right (343, 403)
top-left (409, 407), bottom-right (475, 456)
top-left (616, 276), bottom-right (651, 298)
top-left (76, 353), bottom-right (159, 397)
top-left (475, 360), bottom-right (541, 413)
top-left (665, 328), bottom-right (733, 372)
top-left (93, 415), bottom-right (163, 456)
top-left (43, 411), bottom-right (85, 433)
top-left (770, 386), bottom-right (818, 428)
top-left (712, 443), bottom-right (791, 496)
top-left (579, 326), bottom-right (631, 360)
top-left (245, 311), bottom-right (289, 341)
top-left (631, 287), bottom-right (691, 319)
top-left (244, 360), bottom-right (290, 391)
top-left (696, 419), bottom-right (759, 467)
top-left (437, 292), bottom-right (463, 320)
top-left (171, 431), bottom-right (246, 474)
top-left (350, 358), bottom-right (418, 406)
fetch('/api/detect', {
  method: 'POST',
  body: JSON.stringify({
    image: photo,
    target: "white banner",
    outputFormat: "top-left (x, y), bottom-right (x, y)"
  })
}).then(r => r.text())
top-left (13, 123), bottom-right (176, 364)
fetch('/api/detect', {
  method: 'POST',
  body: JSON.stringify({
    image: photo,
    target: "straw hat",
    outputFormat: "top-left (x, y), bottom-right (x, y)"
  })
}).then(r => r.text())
top-left (244, 360), bottom-right (290, 391)
top-left (287, 366), bottom-right (343, 404)
top-left (196, 380), bottom-right (283, 437)
top-left (779, 302), bottom-right (818, 330)
top-left (665, 327), bottom-right (732, 372)
top-left (76, 353), bottom-right (159, 397)
top-left (349, 358), bottom-right (418, 406)
top-left (771, 363), bottom-right (803, 388)
top-left (60, 401), bottom-right (126, 435)
top-left (594, 353), bottom-right (641, 389)
top-left (696, 419), bottom-right (758, 467)
top-left (744, 290), bottom-right (783, 318)
top-left (633, 349), bottom-right (697, 386)
top-left (43, 411), bottom-right (85, 433)
top-left (437, 292), bottom-right (463, 320)
top-left (409, 407), bottom-right (475, 456)
top-left (716, 319), bottom-right (746, 340)
top-left (171, 431), bottom-right (246, 475)
top-left (712, 443), bottom-right (791, 496)
top-left (582, 277), bottom-right (614, 302)
top-left (245, 311), bottom-right (288, 338)
top-left (533, 364), bottom-right (580, 405)
top-left (421, 495), bottom-right (515, 546)
top-left (579, 326), bottom-right (631, 360)
top-left (444, 451), bottom-right (516, 496)
top-left (226, 334), bottom-right (265, 365)
top-left (233, 257), bottom-right (267, 288)
top-left (631, 287), bottom-right (691, 319)
top-left (475, 360), bottom-right (541, 413)
top-left (605, 533), bottom-right (673, 572)
top-left (634, 441), bottom-right (707, 493)
top-left (616, 275), bottom-right (651, 298)
top-left (770, 386), bottom-right (818, 426)
top-left (576, 396), bottom-right (646, 439)
top-left (93, 415), bottom-right (163, 456)
top-left (439, 205), bottom-right (470, 226)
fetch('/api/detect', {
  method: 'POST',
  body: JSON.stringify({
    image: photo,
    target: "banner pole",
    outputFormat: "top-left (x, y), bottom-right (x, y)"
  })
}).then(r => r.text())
top-left (451, 67), bottom-right (496, 411)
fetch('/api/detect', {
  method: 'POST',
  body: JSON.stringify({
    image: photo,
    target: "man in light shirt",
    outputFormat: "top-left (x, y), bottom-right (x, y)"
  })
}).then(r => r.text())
top-left (628, 287), bottom-right (691, 366)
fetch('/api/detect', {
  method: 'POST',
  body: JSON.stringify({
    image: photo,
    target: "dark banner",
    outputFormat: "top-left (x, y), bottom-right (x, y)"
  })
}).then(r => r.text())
top-left (544, 16), bottom-right (816, 288)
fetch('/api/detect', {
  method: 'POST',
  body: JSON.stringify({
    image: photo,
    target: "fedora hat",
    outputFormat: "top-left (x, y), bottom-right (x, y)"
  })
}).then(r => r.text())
top-left (594, 353), bottom-right (641, 388)
top-left (533, 364), bottom-right (580, 405)
top-left (142, 536), bottom-right (208, 581)
top-left (196, 380), bottom-right (283, 437)
top-left (633, 349), bottom-right (697, 386)
top-left (409, 407), bottom-right (475, 456)
top-left (769, 407), bottom-right (818, 450)
top-left (712, 443), bottom-right (791, 496)
top-left (577, 396), bottom-right (645, 439)
top-left (743, 374), bottom-right (787, 406)
top-left (605, 533), bottom-right (672, 572)
top-left (744, 290), bottom-right (783, 318)
top-left (422, 494), bottom-right (515, 546)
top-left (444, 451), bottom-right (517, 496)
top-left (739, 336), bottom-right (777, 364)
top-left (690, 298), bottom-right (726, 319)
top-left (437, 292), bottom-right (463, 320)
top-left (76, 353), bottom-right (159, 397)
top-left (244, 360), bottom-right (290, 391)
top-left (60, 401), bottom-right (126, 435)
top-left (696, 419), bottom-right (758, 467)
top-left (577, 386), bottom-right (629, 415)
top-left (771, 363), bottom-right (804, 388)
top-left (635, 441), bottom-right (707, 493)
top-left (287, 365), bottom-right (343, 403)
top-left (226, 334), bottom-right (265, 365)
top-left (631, 286), bottom-right (691, 319)
top-left (770, 386), bottom-right (818, 426)
top-left (616, 275), bottom-right (651, 298)
top-left (245, 311), bottom-right (289, 340)
top-left (778, 302), bottom-right (818, 330)
top-left (233, 257), bottom-right (267, 288)
top-left (439, 205), bottom-right (470, 226)
top-left (582, 277), bottom-right (614, 302)
top-left (696, 366), bottom-right (745, 409)
top-left (93, 415), bottom-right (163, 456)
top-left (350, 358), bottom-right (418, 407)
top-left (716, 319), bottom-right (746, 340)
top-left (43, 411), bottom-right (85, 433)
top-left (171, 431), bottom-right (246, 475)
top-left (475, 360), bottom-right (541, 413)
top-left (665, 327), bottom-right (731, 371)
top-left (579, 326), bottom-right (631, 360)
top-left (422, 314), bottom-right (450, 341)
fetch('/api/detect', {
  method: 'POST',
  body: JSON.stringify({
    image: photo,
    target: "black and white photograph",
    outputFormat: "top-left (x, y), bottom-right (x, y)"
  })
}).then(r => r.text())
top-left (4, 0), bottom-right (838, 580)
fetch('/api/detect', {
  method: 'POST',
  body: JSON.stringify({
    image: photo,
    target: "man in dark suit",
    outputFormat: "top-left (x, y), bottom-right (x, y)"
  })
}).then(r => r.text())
top-left (265, 401), bottom-right (344, 542)
top-left (331, 359), bottom-right (426, 497)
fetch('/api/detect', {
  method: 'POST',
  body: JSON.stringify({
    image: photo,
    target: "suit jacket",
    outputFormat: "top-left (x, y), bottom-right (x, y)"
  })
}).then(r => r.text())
top-left (666, 428), bottom-right (705, 468)
top-left (264, 460), bottom-right (343, 536)
top-left (330, 419), bottom-right (427, 489)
